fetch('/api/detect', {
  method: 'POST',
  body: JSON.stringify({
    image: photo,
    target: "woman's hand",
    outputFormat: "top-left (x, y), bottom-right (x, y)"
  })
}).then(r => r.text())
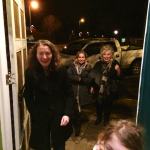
top-left (60, 115), bottom-right (70, 126)
top-left (90, 87), bottom-right (94, 94)
top-left (115, 64), bottom-right (121, 76)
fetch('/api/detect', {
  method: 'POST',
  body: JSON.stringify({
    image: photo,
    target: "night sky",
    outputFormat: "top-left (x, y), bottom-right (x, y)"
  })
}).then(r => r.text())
top-left (26, 0), bottom-right (148, 40)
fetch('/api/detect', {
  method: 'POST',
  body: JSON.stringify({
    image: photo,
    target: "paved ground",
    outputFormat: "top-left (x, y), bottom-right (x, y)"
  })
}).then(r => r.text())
top-left (66, 98), bottom-right (137, 150)
top-left (65, 74), bottom-right (139, 150)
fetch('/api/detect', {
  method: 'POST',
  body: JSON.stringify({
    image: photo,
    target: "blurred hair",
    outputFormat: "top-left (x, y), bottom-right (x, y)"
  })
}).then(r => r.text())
top-left (75, 50), bottom-right (88, 59)
top-left (27, 40), bottom-right (60, 72)
top-left (98, 120), bottom-right (144, 150)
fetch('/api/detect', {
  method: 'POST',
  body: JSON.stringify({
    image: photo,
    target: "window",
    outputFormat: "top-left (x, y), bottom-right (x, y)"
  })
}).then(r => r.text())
top-left (84, 41), bottom-right (117, 56)
top-left (13, 1), bottom-right (21, 38)
top-left (21, 10), bottom-right (25, 38)
top-left (84, 42), bottom-right (102, 56)
top-left (61, 40), bottom-right (88, 55)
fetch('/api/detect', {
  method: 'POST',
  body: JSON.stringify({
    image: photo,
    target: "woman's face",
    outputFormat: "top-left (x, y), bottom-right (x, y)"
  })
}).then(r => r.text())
top-left (36, 45), bottom-right (52, 69)
top-left (104, 134), bottom-right (128, 150)
top-left (77, 53), bottom-right (86, 65)
top-left (102, 50), bottom-right (113, 63)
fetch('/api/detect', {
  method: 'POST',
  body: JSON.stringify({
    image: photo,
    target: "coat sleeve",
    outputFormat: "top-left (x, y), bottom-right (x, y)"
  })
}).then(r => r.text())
top-left (88, 61), bottom-right (101, 87)
top-left (109, 60), bottom-right (121, 80)
top-left (62, 68), bottom-right (75, 117)
top-left (80, 65), bottom-right (92, 85)
top-left (67, 64), bottom-right (81, 83)
top-left (24, 69), bottom-right (35, 113)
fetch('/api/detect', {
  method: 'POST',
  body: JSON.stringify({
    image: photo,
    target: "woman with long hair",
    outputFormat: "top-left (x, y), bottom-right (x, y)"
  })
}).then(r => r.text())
top-left (67, 51), bottom-right (92, 136)
top-left (24, 40), bottom-right (74, 150)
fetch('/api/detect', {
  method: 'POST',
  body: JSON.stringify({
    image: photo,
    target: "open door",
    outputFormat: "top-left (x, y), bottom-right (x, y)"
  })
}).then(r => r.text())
top-left (0, 0), bottom-right (29, 150)
top-left (0, 1), bottom-right (13, 149)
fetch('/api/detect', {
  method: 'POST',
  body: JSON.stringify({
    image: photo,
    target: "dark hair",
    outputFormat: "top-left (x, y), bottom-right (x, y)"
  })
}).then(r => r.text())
top-left (28, 40), bottom-right (60, 72)
top-left (98, 120), bottom-right (143, 150)
top-left (75, 50), bottom-right (88, 59)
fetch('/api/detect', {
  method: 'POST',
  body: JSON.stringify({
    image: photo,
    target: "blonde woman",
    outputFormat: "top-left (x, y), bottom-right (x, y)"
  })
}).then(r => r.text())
top-left (90, 44), bottom-right (121, 125)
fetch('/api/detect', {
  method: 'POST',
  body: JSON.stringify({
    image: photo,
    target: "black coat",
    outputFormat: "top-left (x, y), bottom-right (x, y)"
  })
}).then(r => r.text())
top-left (90, 60), bottom-right (120, 97)
top-left (67, 62), bottom-right (93, 106)
top-left (24, 66), bottom-right (74, 116)
top-left (24, 66), bottom-right (74, 149)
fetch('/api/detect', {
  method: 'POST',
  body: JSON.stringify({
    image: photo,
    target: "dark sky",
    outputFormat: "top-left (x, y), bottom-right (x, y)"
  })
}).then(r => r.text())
top-left (26, 0), bottom-right (148, 38)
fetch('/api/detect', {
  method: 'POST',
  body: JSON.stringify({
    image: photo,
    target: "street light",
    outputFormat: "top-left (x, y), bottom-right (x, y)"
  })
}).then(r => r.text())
top-left (29, 0), bottom-right (39, 27)
top-left (79, 18), bottom-right (85, 27)
top-left (78, 18), bottom-right (86, 37)
top-left (113, 30), bottom-right (119, 35)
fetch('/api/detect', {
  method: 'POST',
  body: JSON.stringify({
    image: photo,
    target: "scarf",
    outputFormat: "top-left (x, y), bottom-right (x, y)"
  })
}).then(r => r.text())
top-left (74, 60), bottom-right (88, 75)
top-left (99, 60), bottom-right (113, 96)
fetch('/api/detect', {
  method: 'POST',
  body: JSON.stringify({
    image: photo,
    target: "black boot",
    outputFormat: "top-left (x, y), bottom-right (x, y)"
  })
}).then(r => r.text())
top-left (74, 126), bottom-right (81, 136)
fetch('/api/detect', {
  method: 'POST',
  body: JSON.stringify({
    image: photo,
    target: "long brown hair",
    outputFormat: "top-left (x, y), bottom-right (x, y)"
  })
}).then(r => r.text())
top-left (27, 40), bottom-right (60, 72)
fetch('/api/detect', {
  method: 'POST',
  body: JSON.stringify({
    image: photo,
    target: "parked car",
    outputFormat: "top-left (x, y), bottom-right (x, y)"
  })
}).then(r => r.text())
top-left (121, 45), bottom-right (143, 75)
top-left (60, 38), bottom-right (120, 66)
top-left (60, 38), bottom-right (143, 75)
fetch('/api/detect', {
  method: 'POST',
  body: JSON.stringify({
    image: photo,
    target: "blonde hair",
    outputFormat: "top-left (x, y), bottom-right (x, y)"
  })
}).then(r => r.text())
top-left (100, 44), bottom-right (114, 61)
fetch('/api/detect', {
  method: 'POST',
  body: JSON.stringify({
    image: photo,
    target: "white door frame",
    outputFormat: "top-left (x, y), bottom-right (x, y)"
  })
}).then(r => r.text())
top-left (2, 0), bottom-right (28, 149)
top-left (0, 0), bottom-right (13, 150)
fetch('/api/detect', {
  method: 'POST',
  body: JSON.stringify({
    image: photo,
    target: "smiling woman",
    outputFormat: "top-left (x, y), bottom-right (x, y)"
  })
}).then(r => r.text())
top-left (24, 40), bottom-right (74, 150)
top-left (36, 44), bottom-right (53, 70)
top-left (67, 50), bottom-right (93, 136)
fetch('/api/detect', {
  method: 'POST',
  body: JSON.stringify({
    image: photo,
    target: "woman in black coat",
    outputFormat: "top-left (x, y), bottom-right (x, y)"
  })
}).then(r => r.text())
top-left (24, 40), bottom-right (74, 150)
top-left (67, 51), bottom-right (92, 136)
top-left (90, 44), bottom-right (121, 125)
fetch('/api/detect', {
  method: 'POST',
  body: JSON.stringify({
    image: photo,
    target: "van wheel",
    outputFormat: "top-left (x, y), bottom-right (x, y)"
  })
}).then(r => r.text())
top-left (131, 60), bottom-right (141, 75)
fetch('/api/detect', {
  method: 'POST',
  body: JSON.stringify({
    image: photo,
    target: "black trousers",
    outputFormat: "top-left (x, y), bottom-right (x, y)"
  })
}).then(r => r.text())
top-left (29, 110), bottom-right (72, 150)
top-left (71, 102), bottom-right (82, 135)
top-left (95, 94), bottom-right (114, 124)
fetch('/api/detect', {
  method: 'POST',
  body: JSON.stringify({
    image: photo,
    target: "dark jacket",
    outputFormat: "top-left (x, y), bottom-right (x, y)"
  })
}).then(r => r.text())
top-left (24, 66), bottom-right (74, 117)
top-left (24, 66), bottom-right (74, 149)
top-left (90, 60), bottom-right (120, 97)
top-left (67, 62), bottom-right (93, 106)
